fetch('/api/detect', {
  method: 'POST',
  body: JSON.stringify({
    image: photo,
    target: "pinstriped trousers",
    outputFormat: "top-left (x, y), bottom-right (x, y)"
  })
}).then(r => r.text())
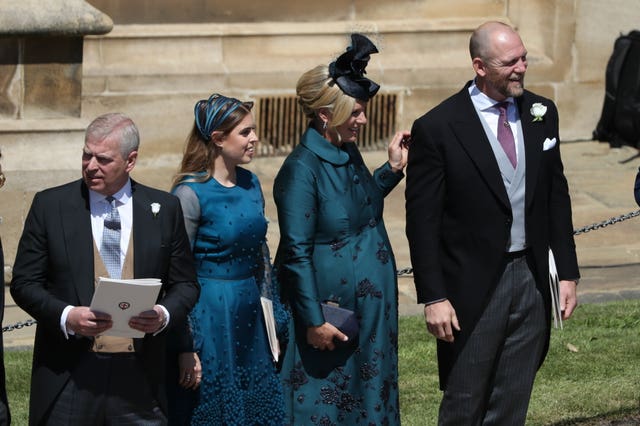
top-left (46, 352), bottom-right (167, 425)
top-left (438, 255), bottom-right (546, 426)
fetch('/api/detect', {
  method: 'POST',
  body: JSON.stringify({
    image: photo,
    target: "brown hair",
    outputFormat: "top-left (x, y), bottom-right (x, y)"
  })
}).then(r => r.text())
top-left (171, 98), bottom-right (253, 189)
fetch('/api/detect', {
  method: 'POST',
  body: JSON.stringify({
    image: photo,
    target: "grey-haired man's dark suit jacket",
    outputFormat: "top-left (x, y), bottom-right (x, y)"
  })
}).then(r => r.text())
top-left (11, 179), bottom-right (200, 425)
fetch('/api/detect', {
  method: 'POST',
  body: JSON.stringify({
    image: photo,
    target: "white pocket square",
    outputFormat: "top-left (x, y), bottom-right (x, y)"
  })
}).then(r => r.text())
top-left (543, 137), bottom-right (557, 151)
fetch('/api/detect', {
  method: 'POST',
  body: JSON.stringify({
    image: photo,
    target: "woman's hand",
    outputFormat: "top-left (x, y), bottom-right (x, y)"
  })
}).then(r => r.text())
top-left (178, 351), bottom-right (202, 390)
top-left (388, 130), bottom-right (411, 173)
top-left (306, 322), bottom-right (348, 351)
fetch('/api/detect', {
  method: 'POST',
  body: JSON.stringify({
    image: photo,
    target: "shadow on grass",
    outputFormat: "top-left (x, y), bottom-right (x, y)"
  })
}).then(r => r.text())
top-left (549, 407), bottom-right (640, 425)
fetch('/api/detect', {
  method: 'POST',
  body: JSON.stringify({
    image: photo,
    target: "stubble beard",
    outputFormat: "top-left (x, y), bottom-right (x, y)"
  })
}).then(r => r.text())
top-left (506, 75), bottom-right (525, 98)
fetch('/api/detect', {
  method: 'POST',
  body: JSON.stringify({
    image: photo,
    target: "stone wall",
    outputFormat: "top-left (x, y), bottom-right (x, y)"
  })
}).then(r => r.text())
top-left (569, 0), bottom-right (640, 141)
top-left (4, 0), bottom-right (640, 170)
top-left (86, 0), bottom-right (506, 24)
top-left (77, 0), bottom-right (640, 153)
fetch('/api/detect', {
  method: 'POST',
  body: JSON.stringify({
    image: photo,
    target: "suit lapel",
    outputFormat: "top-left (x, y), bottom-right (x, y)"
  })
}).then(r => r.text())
top-left (131, 181), bottom-right (161, 279)
top-left (62, 181), bottom-right (95, 306)
top-left (517, 94), bottom-right (544, 209)
top-left (129, 182), bottom-right (158, 351)
top-left (451, 89), bottom-right (511, 209)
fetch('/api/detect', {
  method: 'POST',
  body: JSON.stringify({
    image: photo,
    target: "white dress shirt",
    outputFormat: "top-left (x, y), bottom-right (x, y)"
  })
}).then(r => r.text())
top-left (60, 180), bottom-right (169, 337)
top-left (468, 80), bottom-right (521, 157)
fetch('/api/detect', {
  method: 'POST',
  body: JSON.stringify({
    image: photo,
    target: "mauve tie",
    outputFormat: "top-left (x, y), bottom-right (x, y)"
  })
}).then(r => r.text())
top-left (496, 102), bottom-right (517, 168)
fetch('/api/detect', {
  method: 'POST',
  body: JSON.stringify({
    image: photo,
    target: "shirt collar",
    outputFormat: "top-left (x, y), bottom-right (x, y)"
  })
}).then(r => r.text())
top-left (88, 179), bottom-right (133, 207)
top-left (300, 127), bottom-right (350, 165)
top-left (469, 80), bottom-right (515, 111)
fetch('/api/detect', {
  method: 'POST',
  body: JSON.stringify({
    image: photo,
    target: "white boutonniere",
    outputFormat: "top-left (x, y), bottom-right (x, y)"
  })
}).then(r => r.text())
top-left (530, 103), bottom-right (547, 122)
top-left (151, 202), bottom-right (161, 218)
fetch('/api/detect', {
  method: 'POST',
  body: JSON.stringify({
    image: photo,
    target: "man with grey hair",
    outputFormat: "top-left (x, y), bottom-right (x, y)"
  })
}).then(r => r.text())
top-left (12, 113), bottom-right (200, 425)
top-left (406, 22), bottom-right (579, 424)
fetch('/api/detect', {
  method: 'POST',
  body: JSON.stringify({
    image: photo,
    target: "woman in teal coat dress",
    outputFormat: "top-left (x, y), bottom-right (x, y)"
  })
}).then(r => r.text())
top-left (274, 34), bottom-right (409, 425)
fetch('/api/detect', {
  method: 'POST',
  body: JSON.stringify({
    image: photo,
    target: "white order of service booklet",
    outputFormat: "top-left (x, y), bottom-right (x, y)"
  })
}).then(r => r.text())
top-left (548, 249), bottom-right (563, 329)
top-left (90, 277), bottom-right (162, 338)
top-left (260, 296), bottom-right (279, 362)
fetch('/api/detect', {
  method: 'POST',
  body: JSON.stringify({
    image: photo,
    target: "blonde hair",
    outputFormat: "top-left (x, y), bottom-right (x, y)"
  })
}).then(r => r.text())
top-left (296, 65), bottom-right (356, 128)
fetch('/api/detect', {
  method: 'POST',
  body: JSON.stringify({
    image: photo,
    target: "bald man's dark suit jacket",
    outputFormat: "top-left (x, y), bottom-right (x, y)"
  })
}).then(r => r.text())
top-left (11, 179), bottom-right (200, 425)
top-left (406, 83), bottom-right (579, 388)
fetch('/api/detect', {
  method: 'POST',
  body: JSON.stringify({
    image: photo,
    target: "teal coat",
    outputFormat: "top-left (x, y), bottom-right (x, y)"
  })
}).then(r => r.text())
top-left (274, 127), bottom-right (403, 425)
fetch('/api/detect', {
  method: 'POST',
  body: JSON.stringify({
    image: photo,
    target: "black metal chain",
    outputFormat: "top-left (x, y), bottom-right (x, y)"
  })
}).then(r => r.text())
top-left (397, 267), bottom-right (414, 277)
top-left (2, 319), bottom-right (37, 333)
top-left (4, 210), bottom-right (640, 332)
top-left (396, 209), bottom-right (640, 277)
top-left (572, 209), bottom-right (640, 235)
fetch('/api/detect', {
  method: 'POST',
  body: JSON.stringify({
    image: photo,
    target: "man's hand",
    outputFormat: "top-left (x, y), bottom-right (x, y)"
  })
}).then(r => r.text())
top-left (424, 300), bottom-right (460, 342)
top-left (129, 305), bottom-right (166, 334)
top-left (559, 280), bottom-right (578, 320)
top-left (66, 306), bottom-right (112, 336)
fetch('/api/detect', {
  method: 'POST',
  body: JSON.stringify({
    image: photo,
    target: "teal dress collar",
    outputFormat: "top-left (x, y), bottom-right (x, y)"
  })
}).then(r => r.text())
top-left (300, 127), bottom-right (350, 165)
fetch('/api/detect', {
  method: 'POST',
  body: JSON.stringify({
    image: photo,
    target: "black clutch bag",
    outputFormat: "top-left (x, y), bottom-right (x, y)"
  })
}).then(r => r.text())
top-left (321, 302), bottom-right (359, 343)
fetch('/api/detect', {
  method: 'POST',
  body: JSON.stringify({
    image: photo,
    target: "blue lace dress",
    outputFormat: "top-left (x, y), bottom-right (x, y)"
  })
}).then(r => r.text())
top-left (173, 167), bottom-right (287, 425)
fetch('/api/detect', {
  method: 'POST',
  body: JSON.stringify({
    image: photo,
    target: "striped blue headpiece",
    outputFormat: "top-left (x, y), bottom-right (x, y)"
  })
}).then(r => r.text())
top-left (194, 93), bottom-right (244, 141)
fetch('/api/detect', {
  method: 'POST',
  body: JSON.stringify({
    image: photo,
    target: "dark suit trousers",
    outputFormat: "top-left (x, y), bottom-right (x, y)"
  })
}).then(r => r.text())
top-left (45, 352), bottom-right (167, 426)
top-left (438, 255), bottom-right (546, 426)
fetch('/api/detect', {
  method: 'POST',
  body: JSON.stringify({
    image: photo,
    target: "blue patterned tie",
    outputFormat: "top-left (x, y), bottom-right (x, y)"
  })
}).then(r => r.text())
top-left (101, 196), bottom-right (121, 279)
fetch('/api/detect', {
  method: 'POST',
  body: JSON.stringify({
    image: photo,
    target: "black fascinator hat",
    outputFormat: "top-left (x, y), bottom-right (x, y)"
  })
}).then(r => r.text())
top-left (329, 33), bottom-right (380, 101)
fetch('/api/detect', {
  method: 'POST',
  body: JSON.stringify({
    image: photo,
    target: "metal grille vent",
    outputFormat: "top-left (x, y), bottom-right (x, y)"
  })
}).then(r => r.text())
top-left (256, 93), bottom-right (398, 156)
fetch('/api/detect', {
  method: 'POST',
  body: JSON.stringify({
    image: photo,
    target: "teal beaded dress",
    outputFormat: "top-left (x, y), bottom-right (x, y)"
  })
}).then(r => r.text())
top-left (174, 167), bottom-right (286, 425)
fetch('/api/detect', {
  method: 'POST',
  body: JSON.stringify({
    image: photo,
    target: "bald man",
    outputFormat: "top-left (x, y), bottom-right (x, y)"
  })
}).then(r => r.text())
top-left (406, 22), bottom-right (579, 424)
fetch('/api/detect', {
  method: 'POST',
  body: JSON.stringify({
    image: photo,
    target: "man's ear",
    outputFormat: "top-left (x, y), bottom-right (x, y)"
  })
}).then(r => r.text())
top-left (472, 57), bottom-right (487, 77)
top-left (125, 150), bottom-right (138, 173)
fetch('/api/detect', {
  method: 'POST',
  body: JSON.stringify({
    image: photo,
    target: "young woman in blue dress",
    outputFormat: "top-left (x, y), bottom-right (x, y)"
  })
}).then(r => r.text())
top-left (169, 93), bottom-right (288, 425)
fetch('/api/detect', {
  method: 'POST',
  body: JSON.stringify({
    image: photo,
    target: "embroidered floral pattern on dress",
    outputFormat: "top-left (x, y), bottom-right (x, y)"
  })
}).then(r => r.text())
top-left (356, 278), bottom-right (383, 299)
top-left (284, 362), bottom-right (309, 391)
top-left (376, 242), bottom-right (390, 264)
top-left (274, 131), bottom-right (401, 425)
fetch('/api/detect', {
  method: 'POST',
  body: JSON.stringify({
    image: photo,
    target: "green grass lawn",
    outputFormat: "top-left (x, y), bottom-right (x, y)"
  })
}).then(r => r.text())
top-left (399, 299), bottom-right (640, 425)
top-left (4, 300), bottom-right (640, 425)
